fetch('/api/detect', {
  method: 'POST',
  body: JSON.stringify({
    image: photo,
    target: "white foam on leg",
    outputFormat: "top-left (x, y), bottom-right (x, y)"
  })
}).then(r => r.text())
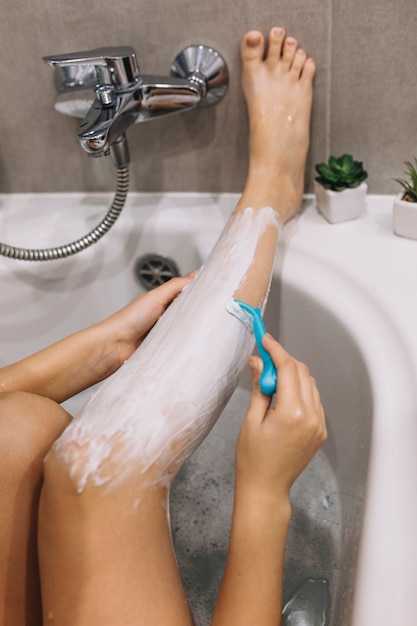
top-left (52, 207), bottom-right (280, 492)
top-left (224, 297), bottom-right (254, 332)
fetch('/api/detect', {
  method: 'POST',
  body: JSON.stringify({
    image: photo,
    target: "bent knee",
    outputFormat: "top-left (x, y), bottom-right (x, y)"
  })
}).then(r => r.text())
top-left (43, 434), bottom-right (129, 497)
top-left (0, 391), bottom-right (72, 474)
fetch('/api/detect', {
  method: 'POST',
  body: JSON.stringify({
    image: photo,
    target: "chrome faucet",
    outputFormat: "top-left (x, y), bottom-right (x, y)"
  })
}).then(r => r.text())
top-left (43, 44), bottom-right (229, 166)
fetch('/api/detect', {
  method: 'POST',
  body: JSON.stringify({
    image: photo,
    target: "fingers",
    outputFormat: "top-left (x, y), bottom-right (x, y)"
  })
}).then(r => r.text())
top-left (261, 334), bottom-right (312, 402)
top-left (246, 356), bottom-right (272, 423)
top-left (261, 333), bottom-right (302, 404)
top-left (149, 272), bottom-right (197, 306)
top-left (261, 334), bottom-right (326, 435)
top-left (262, 333), bottom-right (293, 369)
top-left (238, 333), bottom-right (327, 500)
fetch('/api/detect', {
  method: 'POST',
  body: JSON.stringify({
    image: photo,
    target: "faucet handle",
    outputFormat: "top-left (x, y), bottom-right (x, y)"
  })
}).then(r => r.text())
top-left (43, 46), bottom-right (140, 91)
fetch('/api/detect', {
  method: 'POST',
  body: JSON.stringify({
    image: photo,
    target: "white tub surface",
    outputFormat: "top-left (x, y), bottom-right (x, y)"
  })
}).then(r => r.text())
top-left (279, 196), bottom-right (417, 625)
top-left (0, 192), bottom-right (416, 624)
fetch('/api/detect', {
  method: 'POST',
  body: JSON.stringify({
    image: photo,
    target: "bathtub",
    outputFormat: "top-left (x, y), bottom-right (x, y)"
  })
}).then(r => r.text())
top-left (0, 191), bottom-right (416, 625)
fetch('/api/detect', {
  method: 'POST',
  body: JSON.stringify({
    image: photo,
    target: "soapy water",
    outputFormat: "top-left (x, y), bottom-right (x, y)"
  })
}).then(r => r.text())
top-left (171, 386), bottom-right (339, 625)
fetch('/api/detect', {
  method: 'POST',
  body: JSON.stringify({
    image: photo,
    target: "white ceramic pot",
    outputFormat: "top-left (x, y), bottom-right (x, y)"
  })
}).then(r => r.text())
top-left (314, 181), bottom-right (368, 224)
top-left (393, 193), bottom-right (417, 240)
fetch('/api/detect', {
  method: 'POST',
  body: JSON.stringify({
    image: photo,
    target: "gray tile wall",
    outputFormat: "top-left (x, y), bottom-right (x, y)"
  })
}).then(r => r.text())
top-left (1, 0), bottom-right (415, 194)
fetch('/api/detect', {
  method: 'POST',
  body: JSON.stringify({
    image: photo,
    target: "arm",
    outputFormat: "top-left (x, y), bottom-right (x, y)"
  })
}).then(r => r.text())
top-left (212, 334), bottom-right (327, 626)
top-left (0, 275), bottom-right (194, 403)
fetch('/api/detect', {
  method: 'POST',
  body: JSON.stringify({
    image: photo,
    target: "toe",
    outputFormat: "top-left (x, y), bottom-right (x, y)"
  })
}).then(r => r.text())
top-left (266, 27), bottom-right (285, 65)
top-left (301, 57), bottom-right (316, 81)
top-left (281, 37), bottom-right (298, 70)
top-left (241, 30), bottom-right (265, 64)
top-left (291, 48), bottom-right (307, 77)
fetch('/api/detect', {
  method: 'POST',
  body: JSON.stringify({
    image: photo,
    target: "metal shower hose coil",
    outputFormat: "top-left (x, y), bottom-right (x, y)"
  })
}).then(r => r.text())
top-left (0, 167), bottom-right (129, 261)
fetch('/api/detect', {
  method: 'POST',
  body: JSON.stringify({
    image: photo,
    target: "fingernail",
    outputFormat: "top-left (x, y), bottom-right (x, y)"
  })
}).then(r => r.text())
top-left (185, 270), bottom-right (198, 279)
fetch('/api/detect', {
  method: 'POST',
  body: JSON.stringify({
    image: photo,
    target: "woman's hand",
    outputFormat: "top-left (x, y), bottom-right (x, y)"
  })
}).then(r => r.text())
top-left (102, 272), bottom-right (197, 365)
top-left (235, 334), bottom-right (327, 503)
top-left (0, 273), bottom-right (196, 404)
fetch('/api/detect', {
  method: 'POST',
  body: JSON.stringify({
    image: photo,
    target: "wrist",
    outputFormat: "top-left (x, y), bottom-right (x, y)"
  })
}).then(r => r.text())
top-left (84, 320), bottom-right (126, 380)
top-left (99, 306), bottom-right (145, 368)
top-left (233, 481), bottom-right (292, 526)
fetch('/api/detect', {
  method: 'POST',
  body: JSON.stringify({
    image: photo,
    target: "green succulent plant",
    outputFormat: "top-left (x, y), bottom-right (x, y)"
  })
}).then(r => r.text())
top-left (394, 158), bottom-right (417, 202)
top-left (315, 154), bottom-right (368, 192)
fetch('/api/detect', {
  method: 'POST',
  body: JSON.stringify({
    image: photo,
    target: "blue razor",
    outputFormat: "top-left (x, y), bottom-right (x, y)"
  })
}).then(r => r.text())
top-left (234, 300), bottom-right (277, 396)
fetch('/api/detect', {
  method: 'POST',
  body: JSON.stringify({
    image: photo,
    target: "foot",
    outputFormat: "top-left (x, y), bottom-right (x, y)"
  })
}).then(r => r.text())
top-left (240, 27), bottom-right (316, 222)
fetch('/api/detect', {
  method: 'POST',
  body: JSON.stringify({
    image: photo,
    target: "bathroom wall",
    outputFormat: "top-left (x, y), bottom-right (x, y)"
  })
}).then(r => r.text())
top-left (1, 0), bottom-right (416, 195)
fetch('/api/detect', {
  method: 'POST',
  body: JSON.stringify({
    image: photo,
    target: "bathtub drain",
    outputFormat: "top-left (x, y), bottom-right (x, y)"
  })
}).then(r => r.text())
top-left (134, 254), bottom-right (180, 291)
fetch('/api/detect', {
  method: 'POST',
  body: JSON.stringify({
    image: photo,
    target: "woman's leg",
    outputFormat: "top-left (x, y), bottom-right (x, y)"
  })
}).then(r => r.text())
top-left (0, 261), bottom-right (191, 623)
top-left (38, 27), bottom-right (315, 626)
top-left (0, 392), bottom-right (71, 626)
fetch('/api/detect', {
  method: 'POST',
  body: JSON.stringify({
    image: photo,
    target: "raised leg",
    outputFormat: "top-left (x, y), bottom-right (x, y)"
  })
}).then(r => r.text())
top-left (38, 27), bottom-right (316, 626)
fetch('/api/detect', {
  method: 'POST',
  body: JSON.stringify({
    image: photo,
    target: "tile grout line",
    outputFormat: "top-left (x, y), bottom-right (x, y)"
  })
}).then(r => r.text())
top-left (325, 0), bottom-right (333, 157)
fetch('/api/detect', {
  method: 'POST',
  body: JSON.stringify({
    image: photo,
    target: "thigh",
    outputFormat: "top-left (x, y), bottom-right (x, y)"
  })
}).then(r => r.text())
top-left (38, 448), bottom-right (194, 626)
top-left (0, 391), bottom-right (71, 626)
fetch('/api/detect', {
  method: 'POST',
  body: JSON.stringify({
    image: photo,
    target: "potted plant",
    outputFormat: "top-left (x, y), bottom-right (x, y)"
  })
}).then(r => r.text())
top-left (393, 159), bottom-right (417, 240)
top-left (314, 154), bottom-right (368, 224)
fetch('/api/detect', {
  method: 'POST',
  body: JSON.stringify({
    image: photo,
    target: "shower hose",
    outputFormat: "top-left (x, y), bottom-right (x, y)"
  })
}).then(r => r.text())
top-left (0, 167), bottom-right (129, 262)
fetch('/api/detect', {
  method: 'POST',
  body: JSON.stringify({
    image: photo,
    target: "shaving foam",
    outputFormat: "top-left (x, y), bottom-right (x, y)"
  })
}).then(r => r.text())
top-left (225, 297), bottom-right (254, 332)
top-left (51, 207), bottom-right (280, 492)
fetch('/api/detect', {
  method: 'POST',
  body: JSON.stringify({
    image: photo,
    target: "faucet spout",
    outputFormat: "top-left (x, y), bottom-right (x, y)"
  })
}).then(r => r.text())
top-left (77, 92), bottom-right (138, 157)
top-left (138, 75), bottom-right (203, 120)
top-left (77, 76), bottom-right (202, 157)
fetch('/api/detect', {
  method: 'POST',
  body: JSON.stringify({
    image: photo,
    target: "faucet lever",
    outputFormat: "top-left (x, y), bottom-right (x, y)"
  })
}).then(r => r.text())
top-left (43, 47), bottom-right (140, 90)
